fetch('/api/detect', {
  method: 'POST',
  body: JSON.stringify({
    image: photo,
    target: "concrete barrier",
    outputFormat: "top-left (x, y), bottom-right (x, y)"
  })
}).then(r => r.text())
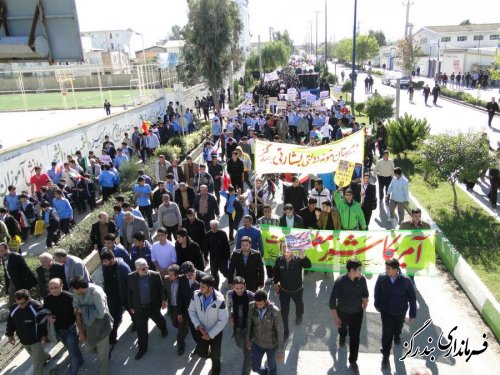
top-left (408, 193), bottom-right (500, 341)
top-left (0, 99), bottom-right (165, 199)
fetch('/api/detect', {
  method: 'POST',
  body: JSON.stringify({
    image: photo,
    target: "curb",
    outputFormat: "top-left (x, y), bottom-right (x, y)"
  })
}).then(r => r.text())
top-left (407, 193), bottom-right (500, 341)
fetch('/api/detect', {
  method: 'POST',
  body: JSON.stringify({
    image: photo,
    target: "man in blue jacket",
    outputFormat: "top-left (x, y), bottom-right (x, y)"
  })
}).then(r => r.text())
top-left (100, 249), bottom-right (131, 345)
top-left (52, 190), bottom-right (73, 234)
top-left (374, 258), bottom-right (417, 369)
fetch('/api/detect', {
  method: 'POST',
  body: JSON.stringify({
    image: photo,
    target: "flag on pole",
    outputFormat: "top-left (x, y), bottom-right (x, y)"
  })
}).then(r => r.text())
top-left (222, 166), bottom-right (231, 190)
top-left (141, 120), bottom-right (150, 134)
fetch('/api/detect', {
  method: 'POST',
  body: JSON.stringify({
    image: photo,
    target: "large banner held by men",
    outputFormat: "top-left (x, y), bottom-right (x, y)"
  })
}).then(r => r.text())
top-left (260, 225), bottom-right (436, 276)
top-left (254, 130), bottom-right (365, 174)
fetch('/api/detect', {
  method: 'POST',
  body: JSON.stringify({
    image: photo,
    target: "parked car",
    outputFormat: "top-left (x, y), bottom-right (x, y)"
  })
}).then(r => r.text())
top-left (381, 73), bottom-right (395, 85)
top-left (390, 76), bottom-right (411, 88)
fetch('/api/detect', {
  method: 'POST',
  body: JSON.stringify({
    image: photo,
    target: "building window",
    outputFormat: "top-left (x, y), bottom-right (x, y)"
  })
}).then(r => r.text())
top-left (440, 36), bottom-right (451, 42)
top-left (490, 35), bottom-right (499, 40)
top-left (420, 37), bottom-right (428, 44)
top-left (457, 36), bottom-right (467, 42)
top-left (473, 35), bottom-right (483, 41)
top-left (111, 43), bottom-right (114, 50)
top-left (109, 33), bottom-right (113, 39)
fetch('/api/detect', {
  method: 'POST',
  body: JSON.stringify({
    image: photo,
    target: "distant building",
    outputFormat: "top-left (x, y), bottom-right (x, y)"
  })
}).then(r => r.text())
top-left (80, 29), bottom-right (135, 59)
top-left (160, 40), bottom-right (185, 68)
top-left (135, 46), bottom-right (167, 63)
top-left (235, 0), bottom-right (251, 56)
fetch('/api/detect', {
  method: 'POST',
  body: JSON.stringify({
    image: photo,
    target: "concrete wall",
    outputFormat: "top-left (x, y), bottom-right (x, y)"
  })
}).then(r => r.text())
top-left (0, 99), bottom-right (165, 199)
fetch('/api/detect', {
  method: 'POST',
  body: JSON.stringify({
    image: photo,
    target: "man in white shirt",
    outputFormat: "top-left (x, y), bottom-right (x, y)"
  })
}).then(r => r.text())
top-left (374, 150), bottom-right (395, 201)
top-left (151, 227), bottom-right (177, 277)
top-left (309, 178), bottom-right (331, 207)
top-left (387, 167), bottom-right (409, 225)
top-left (320, 123), bottom-right (333, 144)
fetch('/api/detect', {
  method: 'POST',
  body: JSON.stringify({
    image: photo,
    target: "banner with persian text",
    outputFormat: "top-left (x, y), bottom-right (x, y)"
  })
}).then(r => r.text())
top-left (260, 225), bottom-right (436, 275)
top-left (254, 130), bottom-right (365, 174)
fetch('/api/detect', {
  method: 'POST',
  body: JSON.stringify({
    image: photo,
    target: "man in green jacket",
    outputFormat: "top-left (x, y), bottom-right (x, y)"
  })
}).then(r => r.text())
top-left (333, 189), bottom-right (367, 230)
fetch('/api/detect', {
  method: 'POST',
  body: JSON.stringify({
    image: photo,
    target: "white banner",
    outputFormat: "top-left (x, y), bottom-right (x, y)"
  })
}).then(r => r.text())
top-left (287, 88), bottom-right (297, 94)
top-left (268, 97), bottom-right (278, 106)
top-left (320, 90), bottom-right (330, 99)
top-left (264, 71), bottom-right (279, 82)
top-left (244, 93), bottom-right (253, 100)
top-left (333, 85), bottom-right (342, 93)
top-left (255, 130), bottom-right (365, 174)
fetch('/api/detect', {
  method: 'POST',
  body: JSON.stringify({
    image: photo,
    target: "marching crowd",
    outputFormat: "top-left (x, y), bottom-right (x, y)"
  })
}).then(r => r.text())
top-left (1, 88), bottom-right (434, 375)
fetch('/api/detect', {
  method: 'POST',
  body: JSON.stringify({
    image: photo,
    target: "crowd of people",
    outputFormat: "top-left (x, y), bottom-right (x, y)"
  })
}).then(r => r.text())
top-left (1, 87), bottom-right (437, 375)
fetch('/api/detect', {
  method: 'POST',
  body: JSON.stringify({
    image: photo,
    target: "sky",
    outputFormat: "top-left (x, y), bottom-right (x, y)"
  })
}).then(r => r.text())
top-left (75, 0), bottom-right (499, 51)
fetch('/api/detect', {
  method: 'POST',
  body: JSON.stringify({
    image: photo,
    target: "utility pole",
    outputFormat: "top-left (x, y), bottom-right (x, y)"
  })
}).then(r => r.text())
top-left (351, 0), bottom-right (358, 110)
top-left (324, 0), bottom-right (328, 63)
top-left (308, 21), bottom-right (313, 57)
top-left (269, 27), bottom-right (273, 42)
top-left (313, 10), bottom-right (321, 64)
top-left (258, 35), bottom-right (263, 77)
top-left (403, 0), bottom-right (414, 37)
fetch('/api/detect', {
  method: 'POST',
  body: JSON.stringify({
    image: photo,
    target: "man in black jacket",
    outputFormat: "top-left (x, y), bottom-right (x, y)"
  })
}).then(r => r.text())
top-left (175, 183), bottom-right (196, 219)
top-left (374, 258), bottom-right (417, 369)
top-left (182, 208), bottom-right (208, 260)
top-left (351, 173), bottom-right (377, 229)
top-left (101, 250), bottom-right (131, 345)
top-left (273, 247), bottom-right (311, 340)
top-left (226, 151), bottom-right (244, 191)
top-left (0, 242), bottom-right (37, 305)
top-left (204, 219), bottom-right (230, 289)
top-left (279, 204), bottom-right (304, 228)
top-left (208, 157), bottom-right (223, 204)
top-left (228, 236), bottom-right (265, 292)
top-left (40, 201), bottom-right (60, 248)
top-left (193, 185), bottom-right (219, 230)
top-left (128, 258), bottom-right (168, 360)
top-left (36, 252), bottom-right (68, 298)
top-left (299, 198), bottom-right (318, 229)
top-left (329, 258), bottom-right (369, 372)
top-left (90, 212), bottom-right (118, 251)
top-left (283, 177), bottom-right (308, 213)
top-left (176, 261), bottom-right (206, 354)
top-left (6, 289), bottom-right (49, 375)
top-left (174, 228), bottom-right (205, 272)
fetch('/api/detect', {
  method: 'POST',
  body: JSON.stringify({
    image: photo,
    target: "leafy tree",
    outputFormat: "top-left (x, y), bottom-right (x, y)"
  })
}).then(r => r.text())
top-left (233, 79), bottom-right (240, 101)
top-left (459, 19), bottom-right (471, 25)
top-left (354, 102), bottom-right (365, 115)
top-left (356, 35), bottom-right (380, 64)
top-left (368, 30), bottom-right (386, 47)
top-left (386, 114), bottom-right (430, 158)
top-left (489, 50), bottom-right (500, 81)
top-left (341, 80), bottom-right (353, 102)
top-left (183, 0), bottom-right (242, 106)
top-left (318, 42), bottom-right (336, 59)
top-left (169, 25), bottom-right (184, 40)
top-left (272, 30), bottom-right (294, 54)
top-left (365, 95), bottom-right (394, 123)
top-left (418, 131), bottom-right (494, 214)
top-left (396, 36), bottom-right (423, 77)
top-left (334, 39), bottom-right (353, 63)
top-left (245, 41), bottom-right (290, 73)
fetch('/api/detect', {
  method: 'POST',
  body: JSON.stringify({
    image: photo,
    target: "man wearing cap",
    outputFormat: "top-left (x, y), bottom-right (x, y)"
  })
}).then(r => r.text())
top-left (176, 261), bottom-right (207, 354)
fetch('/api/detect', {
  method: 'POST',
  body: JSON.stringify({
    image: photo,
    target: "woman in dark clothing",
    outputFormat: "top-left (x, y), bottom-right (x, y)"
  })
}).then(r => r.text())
top-left (174, 228), bottom-right (205, 271)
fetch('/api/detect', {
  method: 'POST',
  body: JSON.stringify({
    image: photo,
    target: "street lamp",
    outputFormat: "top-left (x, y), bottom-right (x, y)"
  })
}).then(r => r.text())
top-left (350, 0), bottom-right (358, 110)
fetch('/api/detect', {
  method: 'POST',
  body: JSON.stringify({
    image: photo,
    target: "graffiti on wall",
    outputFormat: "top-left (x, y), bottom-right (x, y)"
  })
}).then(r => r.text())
top-left (0, 100), bottom-right (165, 199)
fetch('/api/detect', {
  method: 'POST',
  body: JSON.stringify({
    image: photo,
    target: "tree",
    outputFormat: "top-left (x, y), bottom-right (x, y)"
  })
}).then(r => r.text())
top-left (368, 30), bottom-right (386, 47)
top-left (396, 36), bottom-right (423, 77)
top-left (386, 114), bottom-right (430, 158)
top-left (183, 0), bottom-right (242, 105)
top-left (169, 25), bottom-right (184, 40)
top-left (489, 50), bottom-right (500, 81)
top-left (245, 41), bottom-right (290, 73)
top-left (333, 38), bottom-right (353, 63)
top-left (317, 42), bottom-right (335, 59)
top-left (272, 30), bottom-right (294, 54)
top-left (459, 19), bottom-right (471, 25)
top-left (356, 35), bottom-right (379, 64)
top-left (365, 95), bottom-right (394, 123)
top-left (419, 131), bottom-right (494, 214)
top-left (341, 80), bottom-right (353, 102)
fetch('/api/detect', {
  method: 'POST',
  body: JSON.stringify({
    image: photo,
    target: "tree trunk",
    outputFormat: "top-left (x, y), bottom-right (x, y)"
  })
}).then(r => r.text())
top-left (451, 182), bottom-right (459, 216)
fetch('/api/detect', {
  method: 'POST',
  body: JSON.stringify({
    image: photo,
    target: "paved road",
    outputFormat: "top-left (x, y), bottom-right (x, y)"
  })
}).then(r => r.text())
top-left (3, 181), bottom-right (499, 375)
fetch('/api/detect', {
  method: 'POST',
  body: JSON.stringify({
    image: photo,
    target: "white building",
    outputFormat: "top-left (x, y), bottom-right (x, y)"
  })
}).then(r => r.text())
top-left (235, 0), bottom-right (251, 56)
top-left (414, 23), bottom-right (499, 58)
top-left (80, 29), bottom-right (135, 59)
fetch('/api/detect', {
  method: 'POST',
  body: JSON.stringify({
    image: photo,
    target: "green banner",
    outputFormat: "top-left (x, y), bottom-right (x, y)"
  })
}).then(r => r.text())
top-left (260, 225), bottom-right (436, 275)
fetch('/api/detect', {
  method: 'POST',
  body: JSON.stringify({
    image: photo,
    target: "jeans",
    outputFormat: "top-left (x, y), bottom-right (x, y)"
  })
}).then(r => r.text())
top-left (279, 289), bottom-right (304, 337)
top-left (195, 330), bottom-right (223, 375)
top-left (337, 310), bottom-right (363, 363)
top-left (58, 325), bottom-right (84, 375)
top-left (24, 342), bottom-right (50, 375)
top-left (380, 312), bottom-right (405, 357)
top-left (251, 343), bottom-right (277, 375)
top-left (84, 335), bottom-right (110, 375)
top-left (377, 176), bottom-right (392, 200)
top-left (139, 205), bottom-right (153, 228)
top-left (210, 257), bottom-right (229, 290)
top-left (389, 200), bottom-right (406, 224)
top-left (234, 328), bottom-right (252, 375)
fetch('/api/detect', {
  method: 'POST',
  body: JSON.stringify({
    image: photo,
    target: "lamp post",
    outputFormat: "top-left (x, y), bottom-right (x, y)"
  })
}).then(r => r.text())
top-left (324, 0), bottom-right (328, 64)
top-left (350, 0), bottom-right (358, 110)
top-left (313, 10), bottom-right (321, 64)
